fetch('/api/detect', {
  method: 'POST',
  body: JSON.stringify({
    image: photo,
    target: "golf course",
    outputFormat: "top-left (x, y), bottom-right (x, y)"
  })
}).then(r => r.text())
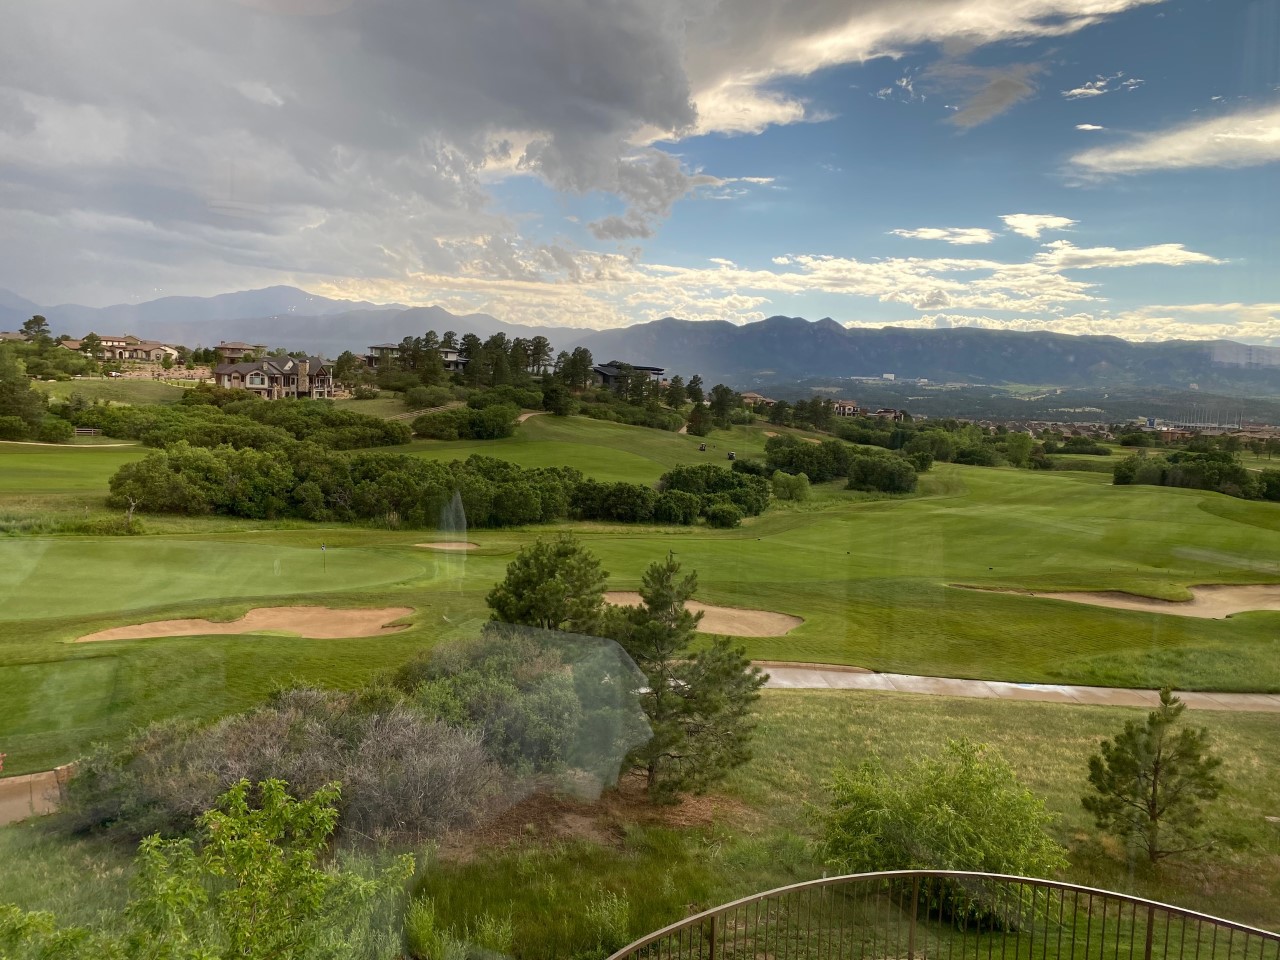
top-left (4, 404), bottom-right (1280, 939)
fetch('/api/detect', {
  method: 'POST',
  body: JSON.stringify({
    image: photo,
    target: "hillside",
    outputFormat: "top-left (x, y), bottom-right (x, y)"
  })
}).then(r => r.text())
top-left (6, 286), bottom-right (1280, 396)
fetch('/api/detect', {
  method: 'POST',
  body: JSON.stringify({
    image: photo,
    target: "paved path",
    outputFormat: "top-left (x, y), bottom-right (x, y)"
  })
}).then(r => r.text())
top-left (758, 662), bottom-right (1280, 712)
top-left (516, 410), bottom-right (548, 423)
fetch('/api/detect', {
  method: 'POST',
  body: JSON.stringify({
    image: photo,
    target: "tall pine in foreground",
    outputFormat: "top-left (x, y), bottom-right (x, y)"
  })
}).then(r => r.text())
top-left (608, 553), bottom-right (767, 803)
top-left (1082, 687), bottom-right (1224, 864)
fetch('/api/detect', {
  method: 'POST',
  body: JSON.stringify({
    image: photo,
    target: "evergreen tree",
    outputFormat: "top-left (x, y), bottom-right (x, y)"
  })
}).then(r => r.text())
top-left (1083, 687), bottom-right (1225, 863)
top-left (486, 534), bottom-right (608, 634)
top-left (607, 554), bottom-right (767, 802)
top-left (685, 375), bottom-right (705, 407)
top-left (664, 375), bottom-right (686, 407)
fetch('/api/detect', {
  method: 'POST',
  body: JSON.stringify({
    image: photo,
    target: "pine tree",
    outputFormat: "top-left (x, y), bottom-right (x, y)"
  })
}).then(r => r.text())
top-left (1082, 687), bottom-right (1224, 863)
top-left (607, 554), bottom-right (767, 802)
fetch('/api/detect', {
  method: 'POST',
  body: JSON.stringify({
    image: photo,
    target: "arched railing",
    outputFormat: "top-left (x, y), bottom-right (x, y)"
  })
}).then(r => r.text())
top-left (607, 871), bottom-right (1280, 960)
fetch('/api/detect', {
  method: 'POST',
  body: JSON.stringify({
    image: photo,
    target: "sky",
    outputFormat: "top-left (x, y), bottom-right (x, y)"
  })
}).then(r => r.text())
top-left (1, 0), bottom-right (1278, 341)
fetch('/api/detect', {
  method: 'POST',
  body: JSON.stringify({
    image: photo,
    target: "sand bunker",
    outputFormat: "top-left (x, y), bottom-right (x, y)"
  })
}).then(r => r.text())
top-left (969, 584), bottom-right (1280, 620)
top-left (415, 541), bottom-right (479, 551)
top-left (604, 592), bottom-right (803, 636)
top-left (77, 606), bottom-right (414, 643)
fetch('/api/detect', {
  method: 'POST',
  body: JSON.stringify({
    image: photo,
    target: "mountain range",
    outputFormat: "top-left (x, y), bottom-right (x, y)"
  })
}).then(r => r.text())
top-left (5, 285), bottom-right (1280, 395)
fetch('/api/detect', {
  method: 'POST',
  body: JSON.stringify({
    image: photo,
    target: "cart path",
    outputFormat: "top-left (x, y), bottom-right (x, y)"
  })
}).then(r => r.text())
top-left (758, 662), bottom-right (1280, 712)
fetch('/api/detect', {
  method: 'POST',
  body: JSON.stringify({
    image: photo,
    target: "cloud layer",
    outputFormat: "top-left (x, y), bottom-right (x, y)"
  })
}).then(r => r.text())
top-left (0, 0), bottom-right (1169, 308)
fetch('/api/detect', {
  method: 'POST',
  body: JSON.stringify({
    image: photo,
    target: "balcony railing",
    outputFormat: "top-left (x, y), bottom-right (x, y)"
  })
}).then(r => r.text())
top-left (606, 871), bottom-right (1280, 960)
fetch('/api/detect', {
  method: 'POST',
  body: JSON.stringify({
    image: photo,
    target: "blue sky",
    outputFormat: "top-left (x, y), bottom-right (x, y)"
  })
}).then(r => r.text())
top-left (1, 0), bottom-right (1278, 340)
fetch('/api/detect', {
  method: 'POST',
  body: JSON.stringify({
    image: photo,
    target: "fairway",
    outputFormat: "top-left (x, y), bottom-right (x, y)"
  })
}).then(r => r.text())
top-left (0, 538), bottom-right (428, 621)
top-left (405, 416), bottom-right (791, 484)
top-left (0, 443), bottom-right (145, 494)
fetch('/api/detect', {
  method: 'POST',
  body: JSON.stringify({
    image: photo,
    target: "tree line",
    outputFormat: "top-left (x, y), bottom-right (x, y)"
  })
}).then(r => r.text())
top-left (108, 445), bottom-right (773, 529)
top-left (1114, 449), bottom-right (1280, 501)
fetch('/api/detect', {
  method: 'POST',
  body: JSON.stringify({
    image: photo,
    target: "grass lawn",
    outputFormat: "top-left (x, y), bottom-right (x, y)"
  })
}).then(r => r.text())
top-left (331, 392), bottom-right (412, 418)
top-left (31, 378), bottom-right (187, 405)
top-left (5, 416), bottom-right (1280, 776)
top-left (0, 443), bottom-right (145, 495)
top-left (405, 415), bottom-right (811, 484)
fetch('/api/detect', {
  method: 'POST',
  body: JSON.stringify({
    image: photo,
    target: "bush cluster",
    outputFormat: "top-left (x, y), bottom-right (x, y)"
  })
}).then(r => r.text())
top-left (658, 463), bottom-right (772, 517)
top-left (412, 402), bottom-right (520, 440)
top-left (765, 434), bottom-right (919, 493)
top-left (1114, 450), bottom-right (1274, 501)
top-left (63, 687), bottom-right (498, 842)
top-left (108, 444), bottom-right (773, 529)
top-left (69, 396), bottom-right (410, 450)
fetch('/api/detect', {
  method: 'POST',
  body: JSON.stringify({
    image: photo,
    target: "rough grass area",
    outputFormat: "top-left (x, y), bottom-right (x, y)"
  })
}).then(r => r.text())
top-left (414, 691), bottom-right (1280, 954)
top-left (32, 378), bottom-right (187, 405)
top-left (1, 691), bottom-right (1276, 955)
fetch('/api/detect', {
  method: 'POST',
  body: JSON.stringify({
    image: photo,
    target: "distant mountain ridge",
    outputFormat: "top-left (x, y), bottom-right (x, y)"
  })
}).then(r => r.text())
top-left (3, 285), bottom-right (1280, 395)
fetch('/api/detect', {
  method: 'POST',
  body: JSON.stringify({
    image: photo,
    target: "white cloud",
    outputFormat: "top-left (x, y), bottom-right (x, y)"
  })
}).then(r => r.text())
top-left (890, 227), bottom-right (996, 245)
top-left (858, 303), bottom-right (1280, 345)
top-left (1070, 104), bottom-right (1280, 176)
top-left (1001, 214), bottom-right (1078, 238)
top-left (1075, 123), bottom-right (1105, 131)
top-left (1061, 72), bottom-right (1143, 99)
top-left (311, 233), bottom-right (1225, 332)
top-left (1035, 240), bottom-right (1223, 270)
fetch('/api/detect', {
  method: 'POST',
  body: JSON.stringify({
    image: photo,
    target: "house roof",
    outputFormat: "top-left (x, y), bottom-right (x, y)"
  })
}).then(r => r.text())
top-left (215, 356), bottom-right (330, 377)
top-left (368, 342), bottom-right (401, 350)
top-left (217, 341), bottom-right (262, 350)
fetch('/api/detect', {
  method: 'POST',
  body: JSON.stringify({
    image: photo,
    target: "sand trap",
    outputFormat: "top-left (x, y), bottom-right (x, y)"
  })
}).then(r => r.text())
top-left (604, 592), bottom-right (803, 636)
top-left (966, 584), bottom-right (1280, 620)
top-left (763, 431), bottom-right (779, 437)
top-left (77, 606), bottom-right (414, 643)
top-left (415, 541), bottom-right (479, 551)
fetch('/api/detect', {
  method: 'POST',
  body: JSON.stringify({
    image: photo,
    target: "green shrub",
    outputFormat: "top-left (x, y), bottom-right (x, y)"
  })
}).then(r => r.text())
top-left (819, 738), bottom-right (1066, 878)
top-left (37, 417), bottom-right (75, 443)
top-left (704, 503), bottom-right (743, 528)
top-left (0, 415), bottom-right (29, 440)
top-left (653, 489), bottom-right (702, 524)
top-left (351, 385), bottom-right (380, 400)
top-left (771, 470), bottom-right (811, 501)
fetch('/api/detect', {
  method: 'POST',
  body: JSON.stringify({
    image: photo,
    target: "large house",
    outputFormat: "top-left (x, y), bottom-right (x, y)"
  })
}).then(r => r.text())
top-left (213, 356), bottom-right (335, 399)
top-left (592, 361), bottom-right (665, 390)
top-left (740, 391), bottom-right (776, 408)
top-left (832, 400), bottom-right (860, 417)
top-left (215, 341), bottom-right (268, 364)
top-left (60, 334), bottom-right (179, 362)
top-left (365, 343), bottom-right (468, 373)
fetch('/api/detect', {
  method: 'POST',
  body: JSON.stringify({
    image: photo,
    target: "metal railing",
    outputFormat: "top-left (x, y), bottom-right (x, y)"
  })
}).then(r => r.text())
top-left (607, 871), bottom-right (1280, 960)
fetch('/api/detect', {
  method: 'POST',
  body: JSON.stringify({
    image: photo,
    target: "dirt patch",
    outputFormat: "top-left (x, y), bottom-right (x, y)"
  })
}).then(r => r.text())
top-left (77, 606), bottom-right (413, 643)
top-left (962, 584), bottom-right (1280, 620)
top-left (604, 591), bottom-right (803, 636)
top-left (437, 774), bottom-right (756, 863)
top-left (415, 541), bottom-right (479, 551)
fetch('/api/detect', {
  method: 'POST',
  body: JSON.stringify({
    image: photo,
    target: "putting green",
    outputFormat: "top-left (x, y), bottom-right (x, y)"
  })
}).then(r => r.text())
top-left (0, 539), bottom-right (429, 621)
